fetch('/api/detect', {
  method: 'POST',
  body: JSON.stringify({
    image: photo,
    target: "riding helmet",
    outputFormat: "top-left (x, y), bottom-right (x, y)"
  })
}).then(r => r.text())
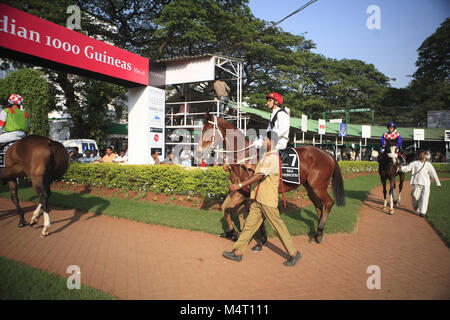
top-left (8, 94), bottom-right (23, 106)
top-left (266, 92), bottom-right (283, 106)
top-left (387, 122), bottom-right (397, 129)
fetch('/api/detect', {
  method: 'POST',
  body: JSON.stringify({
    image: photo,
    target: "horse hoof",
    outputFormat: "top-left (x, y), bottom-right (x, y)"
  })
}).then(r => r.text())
top-left (18, 222), bottom-right (27, 228)
top-left (315, 234), bottom-right (324, 244)
top-left (389, 209), bottom-right (394, 215)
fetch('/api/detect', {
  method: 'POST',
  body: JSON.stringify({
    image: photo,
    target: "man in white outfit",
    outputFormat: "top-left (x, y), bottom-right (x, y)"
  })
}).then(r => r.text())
top-left (401, 150), bottom-right (441, 217)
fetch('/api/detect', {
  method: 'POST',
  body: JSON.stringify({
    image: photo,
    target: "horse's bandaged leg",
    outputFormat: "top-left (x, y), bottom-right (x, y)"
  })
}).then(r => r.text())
top-left (30, 203), bottom-right (42, 224)
top-left (41, 212), bottom-right (50, 237)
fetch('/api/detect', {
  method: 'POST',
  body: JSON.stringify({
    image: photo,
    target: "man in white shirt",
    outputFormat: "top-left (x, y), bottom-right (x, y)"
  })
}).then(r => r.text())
top-left (401, 150), bottom-right (441, 217)
top-left (265, 92), bottom-right (289, 151)
top-left (79, 149), bottom-right (94, 163)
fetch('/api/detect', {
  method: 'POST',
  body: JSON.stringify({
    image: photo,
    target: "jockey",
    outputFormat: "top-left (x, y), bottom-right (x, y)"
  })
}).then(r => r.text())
top-left (381, 122), bottom-right (405, 165)
top-left (255, 92), bottom-right (290, 153)
top-left (0, 94), bottom-right (29, 145)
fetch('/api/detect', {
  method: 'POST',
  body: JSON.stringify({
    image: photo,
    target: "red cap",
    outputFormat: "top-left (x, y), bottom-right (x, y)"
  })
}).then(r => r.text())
top-left (265, 92), bottom-right (283, 105)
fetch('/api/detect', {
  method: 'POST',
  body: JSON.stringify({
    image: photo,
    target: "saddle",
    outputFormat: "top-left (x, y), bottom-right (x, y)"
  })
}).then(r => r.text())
top-left (279, 147), bottom-right (300, 184)
top-left (0, 141), bottom-right (16, 168)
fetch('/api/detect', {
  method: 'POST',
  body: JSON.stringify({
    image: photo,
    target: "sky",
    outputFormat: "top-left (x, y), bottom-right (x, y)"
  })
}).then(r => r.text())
top-left (248, 0), bottom-right (450, 88)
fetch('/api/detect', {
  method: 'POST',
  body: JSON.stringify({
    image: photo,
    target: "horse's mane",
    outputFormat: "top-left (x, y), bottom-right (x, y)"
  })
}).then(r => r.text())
top-left (216, 117), bottom-right (250, 144)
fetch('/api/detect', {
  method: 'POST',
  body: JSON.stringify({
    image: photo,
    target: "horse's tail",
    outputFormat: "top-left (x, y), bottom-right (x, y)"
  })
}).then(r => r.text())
top-left (48, 140), bottom-right (69, 182)
top-left (332, 159), bottom-right (346, 207)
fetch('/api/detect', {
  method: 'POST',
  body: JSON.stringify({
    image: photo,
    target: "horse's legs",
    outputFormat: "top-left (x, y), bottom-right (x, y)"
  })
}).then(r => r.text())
top-left (221, 192), bottom-right (246, 241)
top-left (381, 176), bottom-right (388, 210)
top-left (389, 177), bottom-right (395, 215)
top-left (304, 183), bottom-right (325, 243)
top-left (31, 177), bottom-right (51, 237)
top-left (7, 180), bottom-right (26, 227)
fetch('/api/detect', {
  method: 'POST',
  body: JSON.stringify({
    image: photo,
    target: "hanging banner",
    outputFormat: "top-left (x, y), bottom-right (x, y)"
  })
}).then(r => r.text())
top-left (318, 119), bottom-right (326, 135)
top-left (413, 129), bottom-right (425, 141)
top-left (339, 123), bottom-right (347, 137)
top-left (301, 114), bottom-right (308, 132)
top-left (362, 125), bottom-right (371, 138)
top-left (0, 4), bottom-right (149, 86)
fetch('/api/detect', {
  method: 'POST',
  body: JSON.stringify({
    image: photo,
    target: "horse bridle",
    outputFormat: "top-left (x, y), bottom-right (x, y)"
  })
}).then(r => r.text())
top-left (205, 116), bottom-right (256, 156)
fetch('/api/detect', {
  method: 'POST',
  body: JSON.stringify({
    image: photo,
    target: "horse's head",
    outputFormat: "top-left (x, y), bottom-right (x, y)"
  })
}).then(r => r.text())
top-left (195, 112), bottom-right (225, 160)
top-left (385, 138), bottom-right (398, 165)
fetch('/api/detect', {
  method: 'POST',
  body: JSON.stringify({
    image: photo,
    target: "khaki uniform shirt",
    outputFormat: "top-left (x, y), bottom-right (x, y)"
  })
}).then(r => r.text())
top-left (250, 151), bottom-right (280, 207)
top-left (213, 80), bottom-right (230, 97)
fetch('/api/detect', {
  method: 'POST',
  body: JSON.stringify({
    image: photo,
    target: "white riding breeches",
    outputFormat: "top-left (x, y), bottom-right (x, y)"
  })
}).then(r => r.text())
top-left (0, 131), bottom-right (26, 144)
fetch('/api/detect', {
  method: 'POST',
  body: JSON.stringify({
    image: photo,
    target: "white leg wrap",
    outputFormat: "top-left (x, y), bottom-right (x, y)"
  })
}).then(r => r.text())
top-left (41, 212), bottom-right (50, 236)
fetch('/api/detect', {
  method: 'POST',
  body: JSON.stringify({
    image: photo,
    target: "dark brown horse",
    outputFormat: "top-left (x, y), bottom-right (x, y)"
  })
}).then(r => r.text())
top-left (0, 135), bottom-right (69, 237)
top-left (196, 113), bottom-right (345, 244)
top-left (378, 138), bottom-right (404, 214)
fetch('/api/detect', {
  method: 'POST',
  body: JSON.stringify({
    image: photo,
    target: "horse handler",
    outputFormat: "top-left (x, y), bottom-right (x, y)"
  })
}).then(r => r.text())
top-left (400, 150), bottom-right (441, 217)
top-left (222, 132), bottom-right (301, 266)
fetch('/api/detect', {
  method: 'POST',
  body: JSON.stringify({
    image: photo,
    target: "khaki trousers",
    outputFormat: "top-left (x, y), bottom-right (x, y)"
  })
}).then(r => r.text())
top-left (234, 201), bottom-right (297, 257)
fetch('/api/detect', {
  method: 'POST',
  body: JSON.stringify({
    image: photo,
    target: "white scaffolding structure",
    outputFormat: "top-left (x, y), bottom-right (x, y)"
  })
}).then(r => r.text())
top-left (160, 54), bottom-right (247, 154)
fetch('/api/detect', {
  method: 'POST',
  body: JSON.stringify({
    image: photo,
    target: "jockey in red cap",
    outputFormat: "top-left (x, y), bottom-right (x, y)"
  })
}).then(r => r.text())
top-left (263, 92), bottom-right (290, 151)
top-left (0, 94), bottom-right (29, 145)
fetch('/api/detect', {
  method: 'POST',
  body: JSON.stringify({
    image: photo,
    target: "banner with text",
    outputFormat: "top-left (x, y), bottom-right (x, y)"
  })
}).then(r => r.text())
top-left (0, 4), bottom-right (149, 86)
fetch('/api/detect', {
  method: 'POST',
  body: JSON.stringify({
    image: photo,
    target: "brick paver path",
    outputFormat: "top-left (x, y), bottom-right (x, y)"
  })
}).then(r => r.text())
top-left (0, 183), bottom-right (449, 299)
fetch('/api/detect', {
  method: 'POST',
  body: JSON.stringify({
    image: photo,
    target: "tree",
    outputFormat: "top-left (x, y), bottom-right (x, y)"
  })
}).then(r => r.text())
top-left (0, 69), bottom-right (55, 136)
top-left (409, 18), bottom-right (450, 125)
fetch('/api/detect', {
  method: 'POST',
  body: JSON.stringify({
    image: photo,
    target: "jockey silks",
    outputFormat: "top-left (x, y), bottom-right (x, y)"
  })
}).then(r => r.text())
top-left (3, 107), bottom-right (29, 133)
top-left (381, 130), bottom-right (402, 148)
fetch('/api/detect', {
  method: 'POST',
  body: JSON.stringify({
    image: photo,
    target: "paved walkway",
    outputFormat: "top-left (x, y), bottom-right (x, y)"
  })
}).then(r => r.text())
top-left (0, 183), bottom-right (449, 299)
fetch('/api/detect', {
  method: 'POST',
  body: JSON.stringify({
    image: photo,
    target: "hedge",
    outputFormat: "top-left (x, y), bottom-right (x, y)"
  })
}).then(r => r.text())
top-left (61, 161), bottom-right (450, 199)
top-left (62, 163), bottom-right (231, 199)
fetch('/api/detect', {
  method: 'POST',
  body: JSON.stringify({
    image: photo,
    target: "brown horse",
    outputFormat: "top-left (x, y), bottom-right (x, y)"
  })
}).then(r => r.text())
top-left (378, 138), bottom-right (404, 214)
top-left (0, 135), bottom-right (69, 237)
top-left (196, 113), bottom-right (345, 244)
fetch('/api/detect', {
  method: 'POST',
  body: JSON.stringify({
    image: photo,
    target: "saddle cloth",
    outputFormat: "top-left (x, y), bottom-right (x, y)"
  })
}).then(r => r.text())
top-left (0, 142), bottom-right (15, 168)
top-left (279, 147), bottom-right (300, 184)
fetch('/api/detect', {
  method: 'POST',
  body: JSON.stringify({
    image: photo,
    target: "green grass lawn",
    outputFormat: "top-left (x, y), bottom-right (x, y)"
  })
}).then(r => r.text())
top-left (425, 180), bottom-right (450, 247)
top-left (0, 256), bottom-right (116, 300)
top-left (0, 175), bottom-right (381, 238)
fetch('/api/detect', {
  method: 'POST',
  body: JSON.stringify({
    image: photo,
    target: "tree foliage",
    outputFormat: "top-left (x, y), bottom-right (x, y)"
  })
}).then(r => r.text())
top-left (0, 69), bottom-right (55, 136)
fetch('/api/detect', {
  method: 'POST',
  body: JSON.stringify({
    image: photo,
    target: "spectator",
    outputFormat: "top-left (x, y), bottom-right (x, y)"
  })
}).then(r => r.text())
top-left (79, 149), bottom-right (94, 163)
top-left (161, 150), bottom-right (177, 165)
top-left (350, 148), bottom-right (356, 161)
top-left (149, 150), bottom-right (159, 165)
top-left (70, 147), bottom-right (83, 162)
top-left (371, 149), bottom-right (379, 162)
top-left (100, 146), bottom-right (117, 163)
top-left (113, 150), bottom-right (128, 164)
top-left (92, 149), bottom-right (101, 162)
top-left (213, 79), bottom-right (231, 118)
top-left (180, 145), bottom-right (193, 167)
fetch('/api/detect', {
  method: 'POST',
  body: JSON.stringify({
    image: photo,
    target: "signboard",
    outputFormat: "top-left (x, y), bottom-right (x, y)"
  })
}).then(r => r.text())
top-left (413, 129), bottom-right (425, 141)
top-left (339, 123), bottom-right (347, 137)
top-left (361, 125), bottom-right (371, 138)
top-left (318, 119), bottom-right (326, 135)
top-left (165, 56), bottom-right (215, 85)
top-left (329, 118), bottom-right (342, 123)
top-left (148, 86), bottom-right (165, 162)
top-left (445, 130), bottom-right (450, 142)
top-left (350, 108), bottom-right (371, 112)
top-left (301, 114), bottom-right (307, 132)
top-left (0, 4), bottom-right (149, 86)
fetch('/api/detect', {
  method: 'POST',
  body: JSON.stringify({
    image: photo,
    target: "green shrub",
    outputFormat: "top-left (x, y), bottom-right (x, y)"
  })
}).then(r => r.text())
top-left (62, 161), bottom-right (450, 199)
top-left (62, 164), bottom-right (230, 199)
